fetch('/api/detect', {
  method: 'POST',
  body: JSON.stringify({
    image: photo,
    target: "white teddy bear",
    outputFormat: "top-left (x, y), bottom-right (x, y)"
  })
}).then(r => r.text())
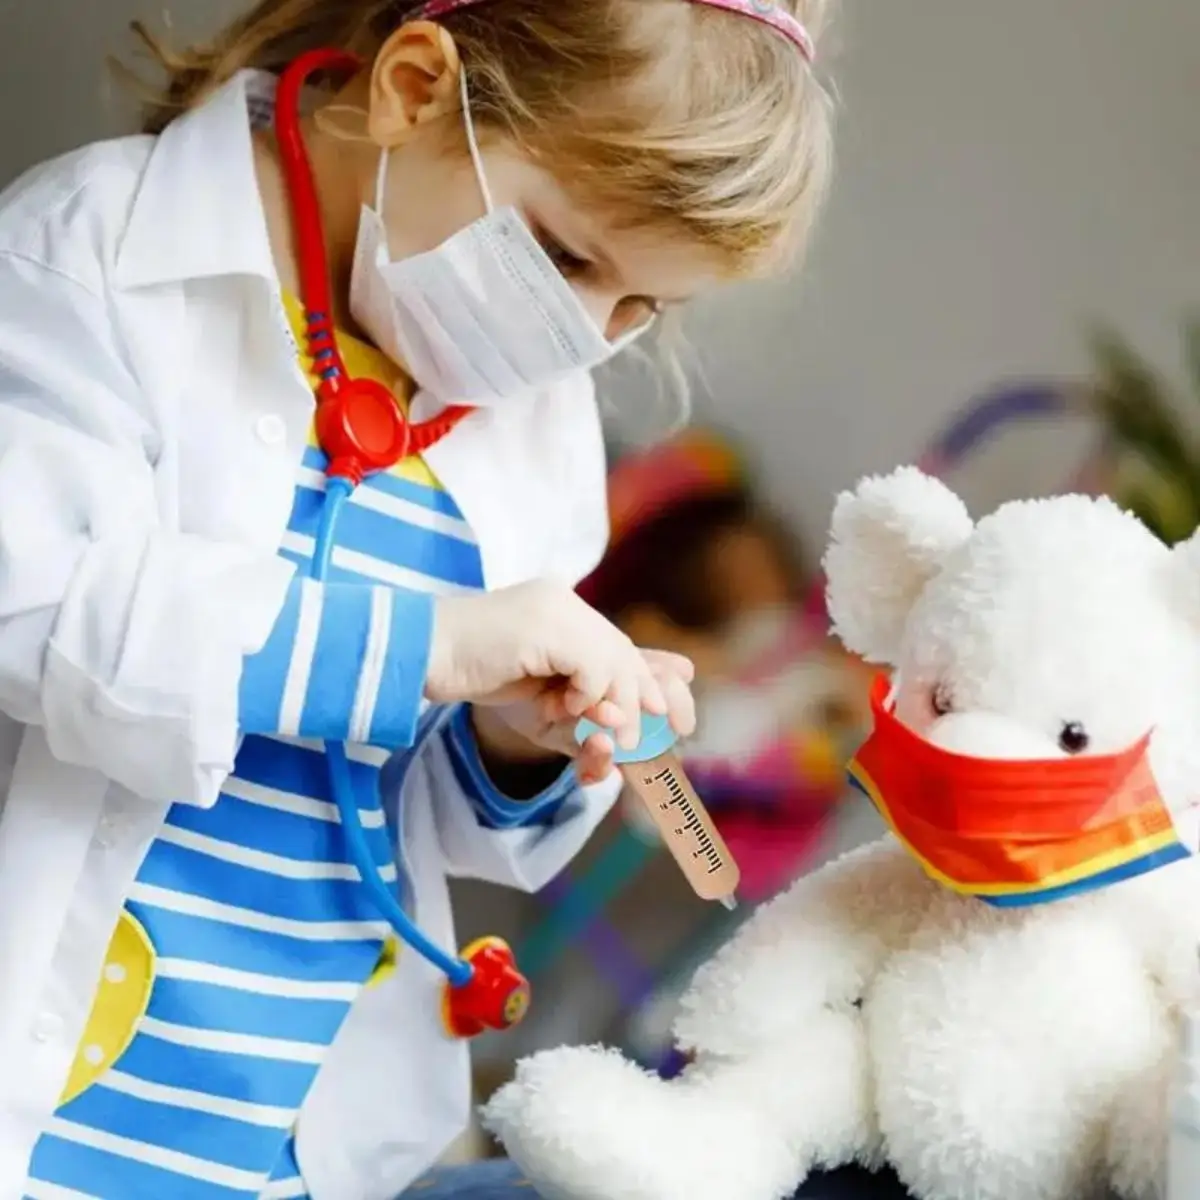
top-left (484, 466), bottom-right (1200, 1200)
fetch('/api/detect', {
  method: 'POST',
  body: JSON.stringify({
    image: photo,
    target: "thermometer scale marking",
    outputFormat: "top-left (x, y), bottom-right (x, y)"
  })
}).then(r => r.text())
top-left (647, 765), bottom-right (724, 875)
top-left (622, 750), bottom-right (740, 904)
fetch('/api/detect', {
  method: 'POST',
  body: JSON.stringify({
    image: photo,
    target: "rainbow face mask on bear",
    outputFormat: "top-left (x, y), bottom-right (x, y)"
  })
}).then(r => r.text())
top-left (847, 675), bottom-right (1190, 906)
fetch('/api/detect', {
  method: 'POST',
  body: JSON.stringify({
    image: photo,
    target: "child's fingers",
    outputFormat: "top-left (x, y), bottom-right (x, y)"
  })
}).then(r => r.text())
top-left (657, 668), bottom-right (697, 737)
top-left (571, 698), bottom-right (626, 731)
top-left (637, 656), bottom-right (669, 718)
top-left (641, 648), bottom-right (696, 684)
top-left (576, 735), bottom-right (616, 785)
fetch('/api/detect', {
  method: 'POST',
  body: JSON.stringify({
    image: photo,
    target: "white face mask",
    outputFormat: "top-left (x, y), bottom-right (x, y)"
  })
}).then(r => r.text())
top-left (349, 70), bottom-right (648, 406)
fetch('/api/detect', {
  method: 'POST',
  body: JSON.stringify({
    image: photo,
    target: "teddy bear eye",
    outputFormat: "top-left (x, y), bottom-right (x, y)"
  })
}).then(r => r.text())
top-left (931, 685), bottom-right (953, 717)
top-left (1058, 722), bottom-right (1090, 755)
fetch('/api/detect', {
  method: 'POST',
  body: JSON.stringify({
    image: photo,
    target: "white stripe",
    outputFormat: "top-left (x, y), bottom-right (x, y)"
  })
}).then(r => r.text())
top-left (156, 957), bottom-right (361, 1001)
top-left (99, 1069), bottom-right (295, 1128)
top-left (128, 882), bottom-right (389, 942)
top-left (260, 1177), bottom-right (309, 1199)
top-left (350, 588), bottom-right (391, 744)
top-left (155, 824), bottom-right (397, 883)
top-left (279, 580), bottom-right (323, 736)
top-left (221, 774), bottom-right (388, 827)
top-left (356, 483), bottom-right (475, 542)
top-left (139, 1016), bottom-right (326, 1064)
top-left (268, 736), bottom-right (393, 769)
top-left (295, 465), bottom-right (474, 542)
top-left (24, 1180), bottom-right (97, 1200)
top-left (44, 1118), bottom-right (265, 1192)
top-left (280, 530), bottom-right (476, 595)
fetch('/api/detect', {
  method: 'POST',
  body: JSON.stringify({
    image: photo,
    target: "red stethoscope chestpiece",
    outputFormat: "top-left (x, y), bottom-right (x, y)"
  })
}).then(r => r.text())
top-left (442, 937), bottom-right (531, 1040)
top-left (315, 377), bottom-right (410, 486)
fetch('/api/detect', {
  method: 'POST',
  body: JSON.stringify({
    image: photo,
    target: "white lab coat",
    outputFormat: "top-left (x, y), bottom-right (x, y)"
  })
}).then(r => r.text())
top-left (0, 71), bottom-right (620, 1199)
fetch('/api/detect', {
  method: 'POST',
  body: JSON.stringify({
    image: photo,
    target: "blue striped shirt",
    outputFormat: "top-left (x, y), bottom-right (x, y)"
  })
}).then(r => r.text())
top-left (24, 305), bottom-right (576, 1200)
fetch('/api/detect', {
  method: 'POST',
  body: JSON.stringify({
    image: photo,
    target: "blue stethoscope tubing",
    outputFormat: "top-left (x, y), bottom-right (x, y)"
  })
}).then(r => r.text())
top-left (313, 477), bottom-right (473, 987)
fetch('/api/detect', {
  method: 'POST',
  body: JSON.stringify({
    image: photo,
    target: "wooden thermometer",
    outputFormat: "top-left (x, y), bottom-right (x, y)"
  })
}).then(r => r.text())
top-left (576, 713), bottom-right (741, 909)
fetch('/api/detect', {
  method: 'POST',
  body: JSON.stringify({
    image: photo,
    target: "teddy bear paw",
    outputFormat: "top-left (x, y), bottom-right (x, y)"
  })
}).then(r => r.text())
top-left (482, 1045), bottom-right (797, 1200)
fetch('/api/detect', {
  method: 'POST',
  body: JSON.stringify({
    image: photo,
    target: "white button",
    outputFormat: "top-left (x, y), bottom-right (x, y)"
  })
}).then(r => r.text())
top-left (83, 1044), bottom-right (105, 1066)
top-left (31, 1012), bottom-right (63, 1044)
top-left (255, 414), bottom-right (288, 446)
top-left (104, 963), bottom-right (127, 985)
top-left (95, 815), bottom-right (123, 849)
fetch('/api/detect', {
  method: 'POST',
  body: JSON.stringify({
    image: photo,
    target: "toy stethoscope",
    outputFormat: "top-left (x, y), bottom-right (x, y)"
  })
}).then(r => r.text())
top-left (274, 47), bottom-right (523, 1039)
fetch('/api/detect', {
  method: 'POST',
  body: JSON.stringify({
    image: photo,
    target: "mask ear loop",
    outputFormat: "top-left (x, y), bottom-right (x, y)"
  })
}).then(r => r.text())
top-left (458, 65), bottom-right (494, 213)
top-left (373, 68), bottom-right (491, 218)
top-left (374, 146), bottom-right (390, 217)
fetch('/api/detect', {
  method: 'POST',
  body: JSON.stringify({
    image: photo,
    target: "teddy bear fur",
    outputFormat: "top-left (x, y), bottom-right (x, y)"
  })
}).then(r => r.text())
top-left (482, 466), bottom-right (1200, 1200)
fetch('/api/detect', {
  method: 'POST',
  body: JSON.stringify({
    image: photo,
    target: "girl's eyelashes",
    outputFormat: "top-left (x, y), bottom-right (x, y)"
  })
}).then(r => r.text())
top-left (532, 221), bottom-right (593, 277)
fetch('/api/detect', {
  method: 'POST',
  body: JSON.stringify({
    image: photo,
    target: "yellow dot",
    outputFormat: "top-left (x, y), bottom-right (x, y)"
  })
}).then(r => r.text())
top-left (104, 964), bottom-right (127, 985)
top-left (83, 1045), bottom-right (105, 1066)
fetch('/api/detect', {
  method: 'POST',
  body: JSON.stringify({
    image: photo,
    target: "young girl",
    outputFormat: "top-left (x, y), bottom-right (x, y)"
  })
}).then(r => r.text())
top-left (0, 0), bottom-right (841, 1197)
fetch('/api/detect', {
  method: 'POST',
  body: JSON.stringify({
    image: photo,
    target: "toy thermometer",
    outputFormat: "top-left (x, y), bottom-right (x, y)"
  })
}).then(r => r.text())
top-left (576, 713), bottom-right (741, 909)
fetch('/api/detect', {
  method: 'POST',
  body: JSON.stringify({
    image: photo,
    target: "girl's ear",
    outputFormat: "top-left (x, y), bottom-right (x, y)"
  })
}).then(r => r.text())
top-left (822, 466), bottom-right (973, 664)
top-left (367, 21), bottom-right (462, 146)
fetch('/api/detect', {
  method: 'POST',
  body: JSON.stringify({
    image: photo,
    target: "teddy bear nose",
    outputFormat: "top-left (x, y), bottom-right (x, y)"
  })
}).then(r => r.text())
top-left (926, 711), bottom-right (1063, 760)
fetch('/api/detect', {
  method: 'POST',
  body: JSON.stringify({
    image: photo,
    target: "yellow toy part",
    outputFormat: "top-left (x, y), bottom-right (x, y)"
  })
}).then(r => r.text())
top-left (367, 936), bottom-right (400, 988)
top-left (59, 910), bottom-right (155, 1107)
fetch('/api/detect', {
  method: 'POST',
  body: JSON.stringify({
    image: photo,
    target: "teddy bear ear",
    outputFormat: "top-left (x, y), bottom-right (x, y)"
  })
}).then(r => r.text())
top-left (822, 466), bottom-right (974, 664)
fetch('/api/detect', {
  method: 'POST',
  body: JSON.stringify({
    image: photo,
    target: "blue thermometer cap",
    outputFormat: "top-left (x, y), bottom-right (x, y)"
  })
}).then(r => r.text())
top-left (574, 711), bottom-right (678, 765)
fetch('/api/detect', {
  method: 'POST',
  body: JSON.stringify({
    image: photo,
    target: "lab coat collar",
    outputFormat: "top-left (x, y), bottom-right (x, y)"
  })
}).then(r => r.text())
top-left (116, 71), bottom-right (279, 290)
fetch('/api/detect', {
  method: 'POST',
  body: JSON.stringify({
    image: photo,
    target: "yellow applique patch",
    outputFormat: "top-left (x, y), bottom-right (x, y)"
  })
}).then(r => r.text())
top-left (60, 910), bottom-right (155, 1106)
top-left (367, 936), bottom-right (399, 988)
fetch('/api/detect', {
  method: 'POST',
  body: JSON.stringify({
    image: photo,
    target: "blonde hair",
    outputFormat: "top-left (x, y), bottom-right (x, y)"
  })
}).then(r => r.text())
top-left (129, 0), bottom-right (835, 279)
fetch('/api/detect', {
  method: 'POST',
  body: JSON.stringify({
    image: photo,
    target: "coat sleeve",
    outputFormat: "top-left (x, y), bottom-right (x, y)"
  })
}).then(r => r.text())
top-left (0, 250), bottom-right (432, 807)
top-left (422, 720), bottom-right (624, 892)
top-left (423, 370), bottom-right (622, 890)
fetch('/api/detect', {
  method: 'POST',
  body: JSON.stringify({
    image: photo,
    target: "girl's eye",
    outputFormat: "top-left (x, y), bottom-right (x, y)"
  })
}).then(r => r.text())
top-left (536, 227), bottom-right (591, 277)
top-left (931, 685), bottom-right (953, 717)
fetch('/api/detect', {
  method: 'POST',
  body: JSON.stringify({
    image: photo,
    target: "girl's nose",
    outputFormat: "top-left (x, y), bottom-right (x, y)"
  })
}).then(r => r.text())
top-left (576, 287), bottom-right (658, 344)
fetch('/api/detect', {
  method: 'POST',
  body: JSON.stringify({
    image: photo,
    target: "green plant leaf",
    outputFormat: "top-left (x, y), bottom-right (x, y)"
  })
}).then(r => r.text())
top-left (1087, 323), bottom-right (1200, 498)
top-left (1185, 316), bottom-right (1200, 407)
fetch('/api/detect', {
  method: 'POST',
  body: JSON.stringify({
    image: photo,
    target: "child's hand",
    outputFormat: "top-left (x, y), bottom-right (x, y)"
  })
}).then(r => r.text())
top-left (428, 581), bottom-right (688, 751)
top-left (471, 649), bottom-right (696, 785)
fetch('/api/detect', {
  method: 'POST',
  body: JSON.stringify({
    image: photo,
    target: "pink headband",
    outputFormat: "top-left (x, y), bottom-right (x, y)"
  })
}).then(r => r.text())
top-left (414, 0), bottom-right (815, 62)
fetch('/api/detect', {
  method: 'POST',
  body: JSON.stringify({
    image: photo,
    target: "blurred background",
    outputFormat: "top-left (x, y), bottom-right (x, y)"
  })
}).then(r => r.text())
top-left (5, 0), bottom-right (1198, 1163)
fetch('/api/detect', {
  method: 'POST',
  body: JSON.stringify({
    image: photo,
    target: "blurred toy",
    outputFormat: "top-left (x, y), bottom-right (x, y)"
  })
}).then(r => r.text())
top-left (486, 465), bottom-right (1200, 1200)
